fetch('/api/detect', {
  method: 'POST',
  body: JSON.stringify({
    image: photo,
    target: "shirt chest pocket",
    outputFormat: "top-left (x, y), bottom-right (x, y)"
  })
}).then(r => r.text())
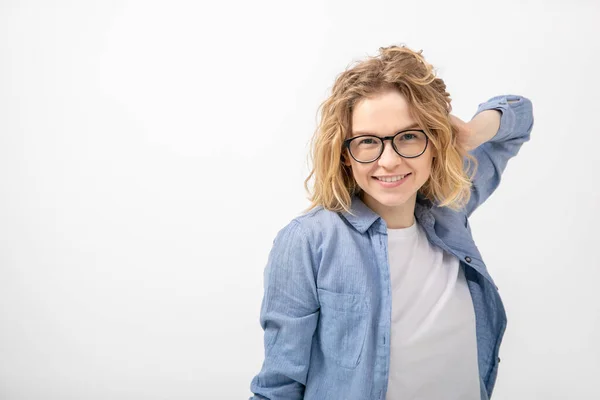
top-left (316, 288), bottom-right (370, 369)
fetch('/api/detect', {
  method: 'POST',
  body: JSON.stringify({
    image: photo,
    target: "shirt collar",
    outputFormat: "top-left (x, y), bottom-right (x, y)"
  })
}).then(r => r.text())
top-left (339, 192), bottom-right (434, 234)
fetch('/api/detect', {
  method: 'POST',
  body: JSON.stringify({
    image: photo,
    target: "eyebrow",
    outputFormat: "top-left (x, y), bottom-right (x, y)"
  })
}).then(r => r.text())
top-left (351, 122), bottom-right (421, 137)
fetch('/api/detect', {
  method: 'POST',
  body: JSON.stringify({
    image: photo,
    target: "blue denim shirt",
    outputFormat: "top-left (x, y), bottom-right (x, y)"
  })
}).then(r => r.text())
top-left (249, 95), bottom-right (534, 400)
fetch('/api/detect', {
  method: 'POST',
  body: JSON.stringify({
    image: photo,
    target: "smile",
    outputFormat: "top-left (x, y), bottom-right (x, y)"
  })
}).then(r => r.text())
top-left (374, 173), bottom-right (411, 183)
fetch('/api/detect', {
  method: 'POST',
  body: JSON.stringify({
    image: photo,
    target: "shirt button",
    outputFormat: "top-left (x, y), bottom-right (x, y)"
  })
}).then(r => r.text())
top-left (498, 357), bottom-right (501, 363)
top-left (464, 256), bottom-right (472, 263)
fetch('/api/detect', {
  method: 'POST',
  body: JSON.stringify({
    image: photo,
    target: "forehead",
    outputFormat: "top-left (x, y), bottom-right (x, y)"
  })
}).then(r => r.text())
top-left (351, 89), bottom-right (415, 136)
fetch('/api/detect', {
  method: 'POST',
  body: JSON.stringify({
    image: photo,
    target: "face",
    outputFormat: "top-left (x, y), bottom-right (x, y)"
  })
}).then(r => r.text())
top-left (343, 88), bottom-right (434, 217)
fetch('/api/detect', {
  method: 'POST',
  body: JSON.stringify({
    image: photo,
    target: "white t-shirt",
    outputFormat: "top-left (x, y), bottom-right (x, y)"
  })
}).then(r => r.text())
top-left (385, 220), bottom-right (480, 400)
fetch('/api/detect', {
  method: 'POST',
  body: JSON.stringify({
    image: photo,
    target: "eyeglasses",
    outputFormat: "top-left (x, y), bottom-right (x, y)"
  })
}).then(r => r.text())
top-left (343, 129), bottom-right (429, 163)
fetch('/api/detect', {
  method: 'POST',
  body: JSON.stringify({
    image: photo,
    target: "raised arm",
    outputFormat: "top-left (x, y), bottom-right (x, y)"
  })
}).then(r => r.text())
top-left (249, 220), bottom-right (320, 400)
top-left (461, 94), bottom-right (535, 217)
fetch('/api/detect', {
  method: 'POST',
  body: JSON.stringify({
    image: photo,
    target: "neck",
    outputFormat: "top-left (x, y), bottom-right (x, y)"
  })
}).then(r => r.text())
top-left (361, 192), bottom-right (417, 229)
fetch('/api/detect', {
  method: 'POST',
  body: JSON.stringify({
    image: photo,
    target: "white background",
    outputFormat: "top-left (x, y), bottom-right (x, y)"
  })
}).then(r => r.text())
top-left (1, 0), bottom-right (599, 399)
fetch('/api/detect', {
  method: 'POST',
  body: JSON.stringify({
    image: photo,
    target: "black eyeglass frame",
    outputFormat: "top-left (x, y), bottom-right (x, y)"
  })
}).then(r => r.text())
top-left (343, 129), bottom-right (429, 164)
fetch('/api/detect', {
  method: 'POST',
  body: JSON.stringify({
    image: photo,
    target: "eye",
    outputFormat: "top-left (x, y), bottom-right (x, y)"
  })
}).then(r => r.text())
top-left (397, 130), bottom-right (425, 142)
top-left (359, 138), bottom-right (377, 145)
top-left (354, 136), bottom-right (381, 147)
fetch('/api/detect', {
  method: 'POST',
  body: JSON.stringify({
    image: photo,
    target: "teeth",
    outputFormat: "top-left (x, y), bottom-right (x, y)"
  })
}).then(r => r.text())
top-left (377, 174), bottom-right (407, 183)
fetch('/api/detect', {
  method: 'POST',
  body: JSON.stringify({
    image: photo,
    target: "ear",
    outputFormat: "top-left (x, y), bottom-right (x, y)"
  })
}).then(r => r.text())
top-left (341, 151), bottom-right (352, 167)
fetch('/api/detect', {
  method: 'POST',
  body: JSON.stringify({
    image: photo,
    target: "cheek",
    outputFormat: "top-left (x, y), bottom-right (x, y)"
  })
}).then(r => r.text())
top-left (349, 163), bottom-right (372, 182)
top-left (412, 158), bottom-right (434, 180)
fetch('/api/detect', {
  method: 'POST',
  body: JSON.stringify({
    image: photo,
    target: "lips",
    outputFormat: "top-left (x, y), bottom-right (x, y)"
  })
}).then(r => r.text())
top-left (373, 173), bottom-right (411, 181)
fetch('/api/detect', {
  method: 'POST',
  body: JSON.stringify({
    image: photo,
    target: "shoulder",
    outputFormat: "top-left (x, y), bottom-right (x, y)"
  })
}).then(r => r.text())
top-left (427, 204), bottom-right (479, 251)
top-left (296, 204), bottom-right (353, 232)
top-left (275, 205), bottom-right (349, 248)
top-left (429, 203), bottom-right (470, 233)
top-left (430, 202), bottom-right (467, 220)
top-left (266, 207), bottom-right (346, 276)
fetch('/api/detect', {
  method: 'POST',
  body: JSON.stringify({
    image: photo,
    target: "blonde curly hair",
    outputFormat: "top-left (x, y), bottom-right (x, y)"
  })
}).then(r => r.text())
top-left (303, 44), bottom-right (478, 215)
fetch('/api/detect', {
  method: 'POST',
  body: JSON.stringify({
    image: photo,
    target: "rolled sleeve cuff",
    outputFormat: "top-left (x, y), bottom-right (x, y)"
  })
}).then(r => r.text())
top-left (473, 94), bottom-right (533, 143)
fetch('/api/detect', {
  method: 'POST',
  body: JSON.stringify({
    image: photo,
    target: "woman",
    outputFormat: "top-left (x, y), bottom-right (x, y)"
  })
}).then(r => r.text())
top-left (248, 45), bottom-right (534, 400)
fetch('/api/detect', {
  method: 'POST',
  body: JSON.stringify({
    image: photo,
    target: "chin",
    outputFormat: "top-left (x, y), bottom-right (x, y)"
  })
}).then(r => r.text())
top-left (368, 191), bottom-right (413, 208)
top-left (381, 197), bottom-right (411, 208)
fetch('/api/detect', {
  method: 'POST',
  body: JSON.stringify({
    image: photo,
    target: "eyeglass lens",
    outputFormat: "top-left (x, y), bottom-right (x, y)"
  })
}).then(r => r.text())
top-left (348, 130), bottom-right (427, 162)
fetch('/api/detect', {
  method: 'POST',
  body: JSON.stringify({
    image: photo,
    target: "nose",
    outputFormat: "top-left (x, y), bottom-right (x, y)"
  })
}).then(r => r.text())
top-left (378, 140), bottom-right (403, 168)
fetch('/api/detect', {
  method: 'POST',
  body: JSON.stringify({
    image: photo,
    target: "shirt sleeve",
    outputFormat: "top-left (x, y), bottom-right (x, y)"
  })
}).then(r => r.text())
top-left (464, 94), bottom-right (535, 217)
top-left (249, 220), bottom-right (320, 400)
